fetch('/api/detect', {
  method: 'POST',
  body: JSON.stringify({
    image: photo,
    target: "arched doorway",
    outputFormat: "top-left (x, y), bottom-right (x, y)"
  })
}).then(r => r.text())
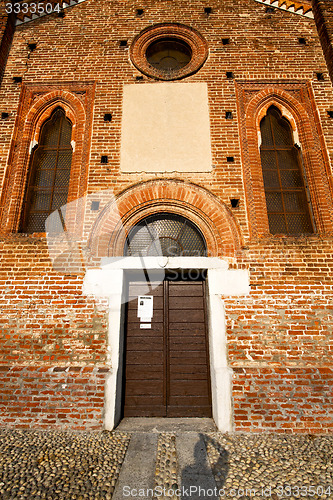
top-left (83, 179), bottom-right (249, 431)
top-left (122, 213), bottom-right (211, 417)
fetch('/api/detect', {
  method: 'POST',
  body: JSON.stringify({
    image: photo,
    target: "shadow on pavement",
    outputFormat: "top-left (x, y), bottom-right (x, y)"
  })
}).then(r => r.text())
top-left (180, 433), bottom-right (229, 500)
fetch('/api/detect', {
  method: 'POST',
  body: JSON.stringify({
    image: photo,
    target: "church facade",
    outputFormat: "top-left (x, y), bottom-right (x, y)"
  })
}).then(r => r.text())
top-left (0, 0), bottom-right (332, 432)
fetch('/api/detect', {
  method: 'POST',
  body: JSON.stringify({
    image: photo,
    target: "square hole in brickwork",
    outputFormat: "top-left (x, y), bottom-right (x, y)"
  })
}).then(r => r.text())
top-left (120, 40), bottom-right (128, 47)
top-left (13, 76), bottom-right (22, 83)
top-left (104, 113), bottom-right (112, 122)
top-left (1, 112), bottom-right (9, 119)
top-left (28, 43), bottom-right (37, 51)
top-left (230, 198), bottom-right (240, 208)
top-left (222, 38), bottom-right (230, 45)
top-left (136, 8), bottom-right (144, 16)
top-left (298, 38), bottom-right (306, 45)
top-left (136, 76), bottom-right (144, 81)
top-left (58, 10), bottom-right (65, 17)
top-left (316, 72), bottom-right (324, 81)
top-left (327, 111), bottom-right (333, 118)
top-left (226, 71), bottom-right (234, 79)
top-left (204, 7), bottom-right (212, 15)
top-left (227, 156), bottom-right (235, 162)
top-left (91, 201), bottom-right (100, 211)
top-left (101, 155), bottom-right (108, 164)
top-left (225, 111), bottom-right (233, 119)
top-left (265, 7), bottom-right (275, 13)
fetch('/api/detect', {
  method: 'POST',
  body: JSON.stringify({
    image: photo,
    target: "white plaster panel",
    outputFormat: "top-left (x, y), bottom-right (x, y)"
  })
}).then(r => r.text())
top-left (100, 256), bottom-right (228, 270)
top-left (104, 270), bottom-right (124, 430)
top-left (207, 292), bottom-right (233, 432)
top-left (120, 82), bottom-right (212, 172)
top-left (83, 269), bottom-right (123, 296)
top-left (208, 269), bottom-right (250, 296)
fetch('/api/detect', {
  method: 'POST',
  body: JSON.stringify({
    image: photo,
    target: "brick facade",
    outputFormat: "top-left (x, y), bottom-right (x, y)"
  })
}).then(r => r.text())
top-left (228, 237), bottom-right (333, 432)
top-left (0, 0), bottom-right (332, 432)
top-left (0, 6), bottom-right (15, 86)
top-left (312, 0), bottom-right (333, 84)
top-left (0, 234), bottom-right (109, 429)
top-left (0, 365), bottom-right (109, 430)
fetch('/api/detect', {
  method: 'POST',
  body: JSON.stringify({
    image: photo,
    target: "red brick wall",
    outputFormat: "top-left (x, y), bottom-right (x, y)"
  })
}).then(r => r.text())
top-left (0, 0), bottom-right (332, 431)
top-left (0, 236), bottom-right (108, 364)
top-left (0, 6), bottom-right (15, 85)
top-left (312, 0), bottom-right (333, 84)
top-left (233, 367), bottom-right (332, 432)
top-left (227, 237), bottom-right (333, 432)
top-left (0, 0), bottom-right (332, 233)
top-left (0, 235), bottom-right (109, 429)
top-left (0, 365), bottom-right (109, 430)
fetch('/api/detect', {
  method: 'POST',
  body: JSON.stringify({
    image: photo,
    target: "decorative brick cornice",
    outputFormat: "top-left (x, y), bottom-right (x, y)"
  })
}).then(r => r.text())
top-left (253, 0), bottom-right (313, 18)
top-left (14, 0), bottom-right (88, 25)
top-left (12, 0), bottom-right (313, 26)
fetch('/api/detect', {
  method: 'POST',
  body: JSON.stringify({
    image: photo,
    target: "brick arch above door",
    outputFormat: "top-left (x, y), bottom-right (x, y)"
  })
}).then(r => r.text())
top-left (88, 179), bottom-right (243, 259)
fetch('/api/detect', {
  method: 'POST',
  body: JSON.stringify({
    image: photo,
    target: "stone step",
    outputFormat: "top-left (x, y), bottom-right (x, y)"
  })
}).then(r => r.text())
top-left (113, 419), bottom-right (218, 499)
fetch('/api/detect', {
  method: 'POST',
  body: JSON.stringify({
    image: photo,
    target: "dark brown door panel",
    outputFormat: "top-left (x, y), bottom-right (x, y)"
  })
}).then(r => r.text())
top-left (123, 277), bottom-right (211, 417)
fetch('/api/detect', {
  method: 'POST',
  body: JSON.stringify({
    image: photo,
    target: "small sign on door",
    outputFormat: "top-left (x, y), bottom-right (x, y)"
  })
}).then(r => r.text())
top-left (137, 295), bottom-right (153, 322)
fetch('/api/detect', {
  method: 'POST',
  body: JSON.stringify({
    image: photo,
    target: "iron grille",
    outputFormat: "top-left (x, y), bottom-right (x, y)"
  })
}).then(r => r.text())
top-left (21, 108), bottom-right (73, 233)
top-left (124, 213), bottom-right (207, 257)
top-left (260, 106), bottom-right (313, 234)
top-left (146, 38), bottom-right (192, 73)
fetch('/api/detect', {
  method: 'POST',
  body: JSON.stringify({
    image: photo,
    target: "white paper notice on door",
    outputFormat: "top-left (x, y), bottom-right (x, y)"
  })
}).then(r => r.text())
top-left (137, 295), bottom-right (153, 321)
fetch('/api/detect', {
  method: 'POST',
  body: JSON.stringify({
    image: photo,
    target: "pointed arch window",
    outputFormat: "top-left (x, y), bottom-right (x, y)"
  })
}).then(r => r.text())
top-left (20, 107), bottom-right (73, 233)
top-left (260, 106), bottom-right (314, 234)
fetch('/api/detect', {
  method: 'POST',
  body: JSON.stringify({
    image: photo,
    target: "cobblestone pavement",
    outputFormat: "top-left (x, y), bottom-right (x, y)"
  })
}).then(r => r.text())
top-left (0, 428), bottom-right (332, 500)
top-left (0, 429), bottom-right (130, 499)
top-left (204, 433), bottom-right (333, 500)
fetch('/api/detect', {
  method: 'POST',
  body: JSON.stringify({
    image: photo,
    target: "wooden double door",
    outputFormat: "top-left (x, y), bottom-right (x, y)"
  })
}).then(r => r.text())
top-left (123, 274), bottom-right (212, 417)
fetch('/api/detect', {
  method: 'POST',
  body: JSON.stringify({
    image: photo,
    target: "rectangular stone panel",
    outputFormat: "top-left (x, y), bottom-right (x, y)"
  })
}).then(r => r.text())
top-left (120, 82), bottom-right (212, 172)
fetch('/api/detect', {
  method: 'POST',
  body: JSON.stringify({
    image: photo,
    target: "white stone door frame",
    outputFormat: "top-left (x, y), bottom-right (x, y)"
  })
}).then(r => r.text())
top-left (83, 257), bottom-right (250, 432)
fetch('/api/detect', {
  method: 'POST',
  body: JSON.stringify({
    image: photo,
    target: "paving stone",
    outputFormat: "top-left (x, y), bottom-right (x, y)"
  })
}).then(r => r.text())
top-left (0, 428), bottom-right (130, 500)
top-left (0, 426), bottom-right (332, 500)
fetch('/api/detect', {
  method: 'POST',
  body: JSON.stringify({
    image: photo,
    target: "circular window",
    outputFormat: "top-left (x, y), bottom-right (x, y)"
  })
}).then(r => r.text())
top-left (130, 24), bottom-right (208, 81)
top-left (124, 213), bottom-right (207, 257)
top-left (146, 38), bottom-right (192, 73)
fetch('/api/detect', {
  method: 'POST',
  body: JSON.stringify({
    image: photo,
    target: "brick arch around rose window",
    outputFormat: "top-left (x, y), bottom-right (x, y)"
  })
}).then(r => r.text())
top-left (88, 179), bottom-right (243, 259)
top-left (238, 85), bottom-right (333, 238)
top-left (0, 85), bottom-right (94, 234)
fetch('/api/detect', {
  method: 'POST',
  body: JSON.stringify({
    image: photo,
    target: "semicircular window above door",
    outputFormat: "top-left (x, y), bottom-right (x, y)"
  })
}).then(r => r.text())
top-left (124, 213), bottom-right (207, 257)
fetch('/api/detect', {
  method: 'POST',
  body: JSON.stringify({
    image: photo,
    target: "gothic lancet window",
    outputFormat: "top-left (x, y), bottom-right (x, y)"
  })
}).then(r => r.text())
top-left (260, 106), bottom-right (313, 234)
top-left (20, 108), bottom-right (73, 233)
